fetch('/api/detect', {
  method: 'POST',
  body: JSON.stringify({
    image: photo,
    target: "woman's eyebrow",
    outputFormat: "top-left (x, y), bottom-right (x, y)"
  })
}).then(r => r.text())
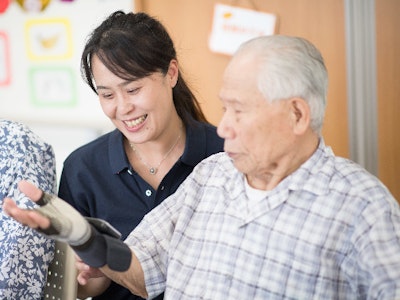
top-left (96, 80), bottom-right (136, 91)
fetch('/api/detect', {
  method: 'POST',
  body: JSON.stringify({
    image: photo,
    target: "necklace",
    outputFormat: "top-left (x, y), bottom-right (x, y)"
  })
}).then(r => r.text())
top-left (129, 132), bottom-right (182, 175)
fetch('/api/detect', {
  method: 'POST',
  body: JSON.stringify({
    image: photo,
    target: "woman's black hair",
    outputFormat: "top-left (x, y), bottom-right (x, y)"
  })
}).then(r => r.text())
top-left (81, 10), bottom-right (209, 125)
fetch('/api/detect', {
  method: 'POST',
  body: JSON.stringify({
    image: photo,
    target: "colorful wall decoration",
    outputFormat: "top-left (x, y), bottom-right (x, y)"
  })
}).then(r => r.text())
top-left (25, 17), bottom-right (73, 61)
top-left (0, 0), bottom-right (133, 129)
top-left (0, 31), bottom-right (10, 86)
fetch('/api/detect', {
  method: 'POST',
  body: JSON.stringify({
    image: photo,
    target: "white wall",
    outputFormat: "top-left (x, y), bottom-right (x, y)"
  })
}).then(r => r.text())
top-left (0, 0), bottom-right (134, 183)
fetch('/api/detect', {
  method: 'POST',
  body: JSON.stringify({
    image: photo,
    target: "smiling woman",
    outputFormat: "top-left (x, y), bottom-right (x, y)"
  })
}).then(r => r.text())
top-left (57, 10), bottom-right (224, 300)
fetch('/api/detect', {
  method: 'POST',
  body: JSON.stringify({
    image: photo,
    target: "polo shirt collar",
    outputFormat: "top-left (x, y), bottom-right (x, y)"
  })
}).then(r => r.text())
top-left (180, 120), bottom-right (209, 167)
top-left (108, 129), bottom-right (129, 174)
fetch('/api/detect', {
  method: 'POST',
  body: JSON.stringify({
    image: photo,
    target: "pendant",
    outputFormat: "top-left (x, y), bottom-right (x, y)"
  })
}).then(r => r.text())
top-left (149, 167), bottom-right (157, 175)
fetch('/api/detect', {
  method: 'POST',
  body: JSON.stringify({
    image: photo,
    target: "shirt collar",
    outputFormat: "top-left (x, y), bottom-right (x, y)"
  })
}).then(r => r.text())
top-left (180, 120), bottom-right (210, 167)
top-left (286, 138), bottom-right (333, 195)
top-left (108, 129), bottom-right (129, 174)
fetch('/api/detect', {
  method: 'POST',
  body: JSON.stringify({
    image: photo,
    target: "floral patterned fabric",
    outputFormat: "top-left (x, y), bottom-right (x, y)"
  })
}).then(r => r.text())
top-left (0, 119), bottom-right (56, 300)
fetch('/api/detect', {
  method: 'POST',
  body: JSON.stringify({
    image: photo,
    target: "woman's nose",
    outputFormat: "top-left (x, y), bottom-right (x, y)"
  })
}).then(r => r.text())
top-left (117, 94), bottom-right (134, 114)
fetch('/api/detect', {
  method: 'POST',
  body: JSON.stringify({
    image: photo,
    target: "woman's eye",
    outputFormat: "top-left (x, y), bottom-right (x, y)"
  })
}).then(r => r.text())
top-left (127, 88), bottom-right (140, 95)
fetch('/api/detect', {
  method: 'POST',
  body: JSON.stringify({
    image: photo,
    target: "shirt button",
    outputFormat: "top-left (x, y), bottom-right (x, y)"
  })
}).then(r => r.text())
top-left (145, 190), bottom-right (152, 197)
top-left (160, 186), bottom-right (165, 190)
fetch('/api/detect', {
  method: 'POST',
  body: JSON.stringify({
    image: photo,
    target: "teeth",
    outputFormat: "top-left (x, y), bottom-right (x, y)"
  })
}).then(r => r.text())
top-left (125, 115), bottom-right (147, 127)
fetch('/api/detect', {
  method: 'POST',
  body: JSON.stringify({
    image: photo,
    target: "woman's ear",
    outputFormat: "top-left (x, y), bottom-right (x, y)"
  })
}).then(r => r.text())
top-left (168, 59), bottom-right (179, 88)
top-left (289, 97), bottom-right (311, 135)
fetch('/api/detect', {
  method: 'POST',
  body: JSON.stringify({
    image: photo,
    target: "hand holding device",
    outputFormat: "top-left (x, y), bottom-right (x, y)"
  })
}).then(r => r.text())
top-left (3, 181), bottom-right (131, 271)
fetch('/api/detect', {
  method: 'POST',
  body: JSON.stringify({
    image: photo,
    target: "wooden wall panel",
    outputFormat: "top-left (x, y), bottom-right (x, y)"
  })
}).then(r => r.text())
top-left (135, 0), bottom-right (349, 158)
top-left (375, 0), bottom-right (400, 200)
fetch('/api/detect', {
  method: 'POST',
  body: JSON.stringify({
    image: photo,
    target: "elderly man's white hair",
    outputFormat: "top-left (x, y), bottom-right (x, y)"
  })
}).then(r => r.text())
top-left (234, 35), bottom-right (328, 133)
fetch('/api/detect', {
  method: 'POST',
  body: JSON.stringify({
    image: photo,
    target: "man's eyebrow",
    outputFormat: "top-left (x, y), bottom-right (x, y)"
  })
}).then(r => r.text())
top-left (220, 97), bottom-right (242, 105)
top-left (96, 85), bottom-right (108, 91)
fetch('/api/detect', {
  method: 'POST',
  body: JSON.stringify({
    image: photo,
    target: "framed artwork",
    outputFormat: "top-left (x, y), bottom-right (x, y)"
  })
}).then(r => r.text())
top-left (28, 66), bottom-right (77, 107)
top-left (0, 31), bottom-right (11, 86)
top-left (24, 18), bottom-right (73, 61)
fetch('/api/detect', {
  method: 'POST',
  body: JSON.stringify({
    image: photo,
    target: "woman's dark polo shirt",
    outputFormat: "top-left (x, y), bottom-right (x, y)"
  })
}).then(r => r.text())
top-left (58, 120), bottom-right (224, 300)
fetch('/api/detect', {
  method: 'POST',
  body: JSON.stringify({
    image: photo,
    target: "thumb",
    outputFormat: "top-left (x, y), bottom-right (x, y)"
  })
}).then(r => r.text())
top-left (18, 180), bottom-right (44, 203)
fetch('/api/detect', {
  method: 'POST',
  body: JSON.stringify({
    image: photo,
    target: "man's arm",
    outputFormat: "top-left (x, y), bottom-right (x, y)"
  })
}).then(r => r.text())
top-left (100, 251), bottom-right (147, 298)
top-left (75, 258), bottom-right (148, 299)
top-left (74, 257), bottom-right (111, 299)
top-left (2, 180), bottom-right (148, 298)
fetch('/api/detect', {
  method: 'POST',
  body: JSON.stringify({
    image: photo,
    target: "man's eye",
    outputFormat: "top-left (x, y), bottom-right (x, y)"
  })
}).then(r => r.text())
top-left (103, 93), bottom-right (113, 98)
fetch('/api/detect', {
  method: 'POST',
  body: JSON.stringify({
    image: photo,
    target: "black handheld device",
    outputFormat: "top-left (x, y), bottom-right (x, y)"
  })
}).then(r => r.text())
top-left (85, 217), bottom-right (122, 239)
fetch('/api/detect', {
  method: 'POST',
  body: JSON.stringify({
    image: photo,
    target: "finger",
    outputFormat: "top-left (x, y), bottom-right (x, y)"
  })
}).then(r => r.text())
top-left (77, 272), bottom-right (88, 285)
top-left (3, 197), bottom-right (18, 214)
top-left (75, 263), bottom-right (105, 279)
top-left (27, 210), bottom-right (51, 228)
top-left (3, 197), bottom-right (50, 229)
top-left (75, 260), bottom-right (90, 272)
top-left (77, 269), bottom-right (102, 285)
top-left (3, 197), bottom-right (31, 223)
top-left (18, 180), bottom-right (44, 202)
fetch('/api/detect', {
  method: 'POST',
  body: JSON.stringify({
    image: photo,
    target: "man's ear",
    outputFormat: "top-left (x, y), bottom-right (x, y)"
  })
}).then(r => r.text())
top-left (289, 97), bottom-right (311, 135)
top-left (168, 59), bottom-right (179, 88)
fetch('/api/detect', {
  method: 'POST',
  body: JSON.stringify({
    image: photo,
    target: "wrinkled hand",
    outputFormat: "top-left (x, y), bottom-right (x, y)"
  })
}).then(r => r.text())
top-left (75, 255), bottom-right (112, 298)
top-left (75, 255), bottom-right (106, 285)
top-left (3, 180), bottom-right (91, 246)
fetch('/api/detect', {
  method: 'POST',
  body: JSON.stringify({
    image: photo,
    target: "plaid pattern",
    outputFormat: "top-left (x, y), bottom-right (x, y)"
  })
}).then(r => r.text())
top-left (127, 139), bottom-right (400, 299)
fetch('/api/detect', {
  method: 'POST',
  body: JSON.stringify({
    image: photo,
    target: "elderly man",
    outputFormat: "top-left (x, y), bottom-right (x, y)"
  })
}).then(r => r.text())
top-left (4, 35), bottom-right (400, 299)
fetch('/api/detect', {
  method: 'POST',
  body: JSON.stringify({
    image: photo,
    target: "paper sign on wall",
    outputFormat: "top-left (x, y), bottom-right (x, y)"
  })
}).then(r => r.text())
top-left (209, 3), bottom-right (277, 55)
